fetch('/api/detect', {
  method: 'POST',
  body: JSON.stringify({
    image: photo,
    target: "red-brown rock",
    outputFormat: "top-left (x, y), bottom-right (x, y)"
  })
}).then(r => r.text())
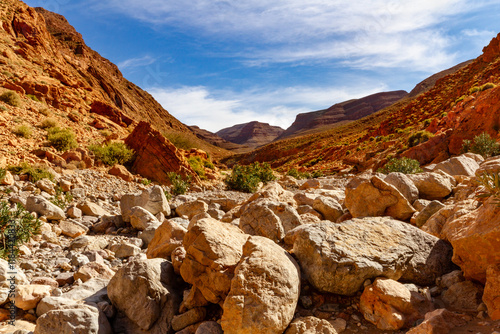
top-left (109, 164), bottom-right (133, 182)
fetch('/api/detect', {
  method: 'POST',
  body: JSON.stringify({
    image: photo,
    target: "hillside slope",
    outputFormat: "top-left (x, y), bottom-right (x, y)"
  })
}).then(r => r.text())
top-left (216, 121), bottom-right (284, 149)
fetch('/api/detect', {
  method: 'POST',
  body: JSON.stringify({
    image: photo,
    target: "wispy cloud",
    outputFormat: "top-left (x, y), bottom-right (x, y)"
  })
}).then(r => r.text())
top-left (94, 0), bottom-right (494, 71)
top-left (147, 83), bottom-right (388, 132)
top-left (117, 55), bottom-right (156, 70)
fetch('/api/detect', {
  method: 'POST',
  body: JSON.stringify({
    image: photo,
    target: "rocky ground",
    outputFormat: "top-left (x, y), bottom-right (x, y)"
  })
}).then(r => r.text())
top-left (0, 153), bottom-right (500, 334)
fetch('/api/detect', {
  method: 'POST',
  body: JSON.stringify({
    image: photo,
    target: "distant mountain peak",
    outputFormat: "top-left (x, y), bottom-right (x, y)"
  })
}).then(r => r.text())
top-left (216, 121), bottom-right (284, 149)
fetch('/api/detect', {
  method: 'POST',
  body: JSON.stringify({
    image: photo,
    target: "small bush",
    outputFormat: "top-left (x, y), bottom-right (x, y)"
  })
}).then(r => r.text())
top-left (188, 157), bottom-right (206, 179)
top-left (89, 142), bottom-right (134, 166)
top-left (47, 127), bottom-right (78, 151)
top-left (461, 132), bottom-right (499, 158)
top-left (167, 172), bottom-right (190, 196)
top-left (39, 118), bottom-right (58, 129)
top-left (12, 124), bottom-right (32, 138)
top-left (0, 90), bottom-right (21, 107)
top-left (99, 129), bottom-right (112, 138)
top-left (469, 86), bottom-right (480, 94)
top-left (27, 94), bottom-right (40, 102)
top-left (408, 130), bottom-right (434, 148)
top-left (480, 83), bottom-right (496, 91)
top-left (39, 108), bottom-right (50, 116)
top-left (50, 186), bottom-right (73, 209)
top-left (225, 162), bottom-right (276, 193)
top-left (378, 157), bottom-right (423, 174)
top-left (140, 178), bottom-right (152, 186)
top-left (8, 163), bottom-right (54, 183)
top-left (0, 201), bottom-right (41, 259)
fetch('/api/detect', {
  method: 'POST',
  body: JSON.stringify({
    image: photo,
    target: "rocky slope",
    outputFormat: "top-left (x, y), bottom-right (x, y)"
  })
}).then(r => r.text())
top-left (277, 90), bottom-right (408, 140)
top-left (1, 153), bottom-right (500, 334)
top-left (216, 121), bottom-right (285, 149)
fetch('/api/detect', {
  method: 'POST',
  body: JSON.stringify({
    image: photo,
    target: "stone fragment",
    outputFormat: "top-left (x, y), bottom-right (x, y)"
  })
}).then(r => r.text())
top-left (405, 309), bottom-right (466, 334)
top-left (176, 200), bottom-right (208, 220)
top-left (73, 262), bottom-right (114, 282)
top-left (129, 206), bottom-right (160, 230)
top-left (26, 195), bottom-right (66, 220)
top-left (312, 196), bottom-right (343, 221)
top-left (14, 285), bottom-right (52, 310)
top-left (36, 179), bottom-right (56, 195)
top-left (433, 155), bottom-right (479, 176)
top-left (113, 243), bottom-right (141, 258)
top-left (414, 200), bottom-right (446, 228)
top-left (172, 307), bottom-right (206, 332)
top-left (384, 172), bottom-right (419, 204)
top-left (76, 201), bottom-right (110, 217)
top-left (284, 316), bottom-right (339, 334)
top-left (59, 220), bottom-right (88, 238)
top-left (108, 164), bottom-right (133, 182)
top-left (441, 280), bottom-right (483, 312)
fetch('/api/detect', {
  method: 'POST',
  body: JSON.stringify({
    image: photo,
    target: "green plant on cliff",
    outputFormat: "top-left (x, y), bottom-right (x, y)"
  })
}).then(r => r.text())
top-left (476, 172), bottom-right (500, 206)
top-left (47, 127), bottom-right (78, 152)
top-left (378, 157), bottom-right (423, 174)
top-left (187, 157), bottom-right (206, 180)
top-left (0, 90), bottom-right (21, 107)
top-left (167, 172), bottom-right (190, 196)
top-left (7, 163), bottom-right (54, 183)
top-left (89, 142), bottom-right (135, 166)
top-left (408, 130), bottom-right (434, 148)
top-left (225, 162), bottom-right (276, 193)
top-left (0, 201), bottom-right (41, 259)
top-left (461, 132), bottom-right (499, 158)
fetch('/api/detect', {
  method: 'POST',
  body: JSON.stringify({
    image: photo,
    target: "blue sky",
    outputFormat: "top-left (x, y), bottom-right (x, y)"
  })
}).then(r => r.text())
top-left (24, 0), bottom-right (499, 132)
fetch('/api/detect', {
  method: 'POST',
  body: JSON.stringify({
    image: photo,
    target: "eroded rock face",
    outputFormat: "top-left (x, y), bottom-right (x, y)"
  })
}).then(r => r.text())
top-left (345, 176), bottom-right (415, 220)
top-left (221, 236), bottom-right (300, 334)
top-left (285, 218), bottom-right (453, 295)
top-left (107, 258), bottom-right (181, 333)
top-left (180, 218), bottom-right (249, 304)
top-left (125, 121), bottom-right (200, 185)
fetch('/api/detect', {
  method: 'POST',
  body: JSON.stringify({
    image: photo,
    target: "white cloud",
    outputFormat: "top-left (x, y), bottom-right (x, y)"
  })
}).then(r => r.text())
top-left (147, 83), bottom-right (388, 132)
top-left (93, 0), bottom-right (494, 71)
top-left (117, 55), bottom-right (156, 70)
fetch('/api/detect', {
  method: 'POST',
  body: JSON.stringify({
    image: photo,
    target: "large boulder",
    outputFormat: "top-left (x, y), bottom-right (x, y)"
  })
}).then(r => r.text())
top-left (384, 172), bottom-right (419, 204)
top-left (433, 155), bottom-right (480, 176)
top-left (26, 195), bottom-right (65, 220)
top-left (284, 316), bottom-right (339, 334)
top-left (176, 200), bottom-right (208, 220)
top-left (406, 172), bottom-right (456, 200)
top-left (120, 185), bottom-right (171, 223)
top-left (414, 200), bottom-right (446, 228)
top-left (221, 236), bottom-right (300, 334)
top-left (34, 304), bottom-right (112, 334)
top-left (285, 218), bottom-right (453, 295)
top-left (345, 176), bottom-right (415, 220)
top-left (146, 219), bottom-right (187, 259)
top-left (312, 196), bottom-right (343, 222)
top-left (14, 285), bottom-right (52, 310)
top-left (107, 258), bottom-right (181, 333)
top-left (239, 199), bottom-right (301, 243)
top-left (441, 197), bottom-right (500, 283)
top-left (421, 200), bottom-right (478, 239)
top-left (180, 218), bottom-right (249, 304)
top-left (475, 156), bottom-right (500, 176)
top-left (129, 206), bottom-right (160, 230)
top-left (405, 309), bottom-right (467, 334)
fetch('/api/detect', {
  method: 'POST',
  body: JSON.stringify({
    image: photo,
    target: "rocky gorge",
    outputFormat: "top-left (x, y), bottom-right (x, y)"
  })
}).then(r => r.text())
top-left (0, 152), bottom-right (499, 334)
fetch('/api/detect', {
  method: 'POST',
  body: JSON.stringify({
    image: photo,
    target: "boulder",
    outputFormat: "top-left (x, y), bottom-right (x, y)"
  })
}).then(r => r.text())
top-left (129, 206), bottom-right (159, 230)
top-left (414, 200), bottom-right (445, 228)
top-left (312, 196), bottom-right (343, 221)
top-left (120, 185), bottom-right (171, 222)
top-left (34, 304), bottom-right (112, 334)
top-left (406, 172), bottom-right (456, 200)
top-left (433, 155), bottom-right (480, 176)
top-left (73, 263), bottom-right (114, 282)
top-left (172, 307), bottom-right (206, 332)
top-left (475, 156), bottom-right (500, 176)
top-left (441, 197), bottom-right (500, 282)
top-left (176, 200), bottom-right (208, 220)
top-left (108, 164), bottom-right (133, 182)
top-left (299, 179), bottom-right (321, 190)
top-left (384, 172), bottom-right (419, 204)
top-left (26, 195), bottom-right (66, 220)
top-left (108, 258), bottom-right (181, 333)
top-left (0, 171), bottom-right (14, 185)
top-left (239, 199), bottom-right (301, 243)
top-left (360, 278), bottom-right (427, 330)
top-left (147, 219), bottom-right (187, 259)
top-left (76, 201), bottom-right (110, 217)
top-left (36, 296), bottom-right (76, 317)
top-left (293, 193), bottom-right (317, 207)
top-left (242, 182), bottom-right (295, 209)
top-left (441, 280), bottom-right (483, 312)
top-left (14, 285), bottom-right (52, 310)
top-left (113, 243), bottom-right (141, 258)
top-left (421, 200), bottom-right (478, 239)
top-left (405, 309), bottom-right (467, 334)
top-left (36, 179), bottom-right (56, 195)
top-left (284, 316), bottom-right (339, 334)
top-left (284, 218), bottom-right (453, 295)
top-left (345, 176), bottom-right (415, 220)
top-left (221, 236), bottom-right (300, 334)
top-left (180, 218), bottom-right (248, 304)
top-left (59, 220), bottom-right (88, 238)
top-left (124, 121), bottom-right (200, 185)
top-left (195, 321), bottom-right (223, 334)
top-left (0, 259), bottom-right (29, 287)
top-left (484, 264), bottom-right (500, 320)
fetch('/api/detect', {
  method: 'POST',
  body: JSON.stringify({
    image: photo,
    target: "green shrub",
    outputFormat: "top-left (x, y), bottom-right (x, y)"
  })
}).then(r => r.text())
top-left (0, 201), bottom-right (41, 259)
top-left (140, 178), bottom-right (152, 186)
top-left (47, 127), bottom-right (78, 151)
top-left (50, 186), bottom-right (73, 209)
top-left (99, 129), bottom-right (112, 137)
top-left (225, 162), bottom-right (276, 193)
top-left (480, 83), bottom-right (496, 91)
top-left (88, 142), bottom-right (135, 166)
top-left (167, 172), bottom-right (190, 196)
top-left (0, 168), bottom-right (5, 181)
top-left (12, 124), bottom-right (32, 138)
top-left (188, 157), bottom-right (206, 179)
top-left (408, 130), bottom-right (434, 148)
top-left (39, 117), bottom-right (58, 129)
top-left (8, 163), bottom-right (54, 183)
top-left (27, 94), bottom-right (40, 102)
top-left (0, 90), bottom-right (21, 107)
top-left (469, 86), bottom-right (480, 94)
top-left (461, 132), bottom-right (499, 158)
top-left (378, 157), bottom-right (423, 174)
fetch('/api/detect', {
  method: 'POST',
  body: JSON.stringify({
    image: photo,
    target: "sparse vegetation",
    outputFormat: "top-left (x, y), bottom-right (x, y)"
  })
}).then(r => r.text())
top-left (476, 172), bottom-right (500, 206)
top-left (0, 90), bottom-right (21, 107)
top-left (26, 94), bottom-right (40, 102)
top-left (408, 130), bottom-right (434, 148)
top-left (164, 132), bottom-right (197, 150)
top-left (0, 201), bottom-right (41, 259)
top-left (12, 124), bottom-right (32, 138)
top-left (89, 142), bottom-right (135, 166)
top-left (225, 162), bottom-right (276, 193)
top-left (47, 127), bottom-right (78, 151)
top-left (378, 157), bottom-right (423, 174)
top-left (8, 163), bottom-right (54, 183)
top-left (187, 156), bottom-right (213, 179)
top-left (50, 187), bottom-right (73, 209)
top-left (480, 82), bottom-right (496, 91)
top-left (167, 172), bottom-right (190, 196)
top-left (461, 132), bottom-right (499, 158)
top-left (140, 178), bottom-right (152, 186)
top-left (39, 117), bottom-right (58, 129)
